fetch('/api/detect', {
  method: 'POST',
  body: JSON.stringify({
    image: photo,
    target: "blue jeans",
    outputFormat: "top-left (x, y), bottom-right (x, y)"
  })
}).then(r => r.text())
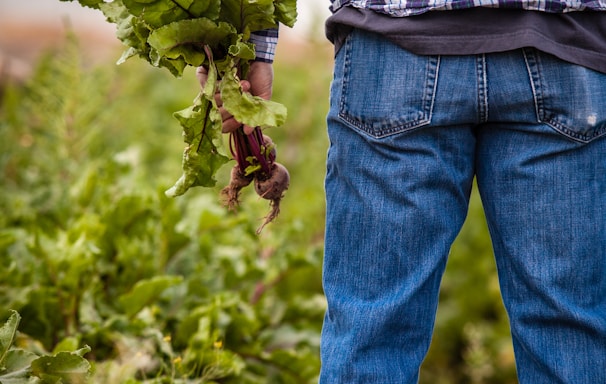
top-left (321, 29), bottom-right (606, 383)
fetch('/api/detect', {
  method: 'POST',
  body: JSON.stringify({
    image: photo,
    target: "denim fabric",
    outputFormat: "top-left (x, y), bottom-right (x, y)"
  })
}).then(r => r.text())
top-left (321, 28), bottom-right (606, 383)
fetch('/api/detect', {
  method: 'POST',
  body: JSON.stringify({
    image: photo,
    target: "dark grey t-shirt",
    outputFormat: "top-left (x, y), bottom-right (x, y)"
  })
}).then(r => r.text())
top-left (326, 7), bottom-right (606, 74)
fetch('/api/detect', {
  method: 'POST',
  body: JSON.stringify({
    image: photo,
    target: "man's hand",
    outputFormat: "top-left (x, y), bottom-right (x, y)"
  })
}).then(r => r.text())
top-left (196, 61), bottom-right (274, 135)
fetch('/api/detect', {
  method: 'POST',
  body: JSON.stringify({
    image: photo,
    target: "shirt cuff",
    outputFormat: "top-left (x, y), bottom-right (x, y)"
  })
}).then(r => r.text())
top-left (249, 28), bottom-right (279, 63)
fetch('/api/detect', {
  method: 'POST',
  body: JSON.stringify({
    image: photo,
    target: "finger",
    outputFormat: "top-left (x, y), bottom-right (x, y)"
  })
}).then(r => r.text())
top-left (219, 105), bottom-right (255, 134)
top-left (214, 92), bottom-right (223, 108)
top-left (219, 106), bottom-right (231, 122)
top-left (214, 80), bottom-right (250, 107)
top-left (241, 80), bottom-right (251, 93)
top-left (221, 117), bottom-right (243, 133)
top-left (196, 66), bottom-right (208, 87)
top-left (221, 123), bottom-right (255, 135)
top-left (196, 66), bottom-right (208, 78)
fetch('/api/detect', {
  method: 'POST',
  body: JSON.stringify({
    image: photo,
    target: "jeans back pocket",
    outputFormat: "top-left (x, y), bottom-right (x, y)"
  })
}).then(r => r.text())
top-left (525, 49), bottom-right (606, 143)
top-left (335, 29), bottom-right (439, 139)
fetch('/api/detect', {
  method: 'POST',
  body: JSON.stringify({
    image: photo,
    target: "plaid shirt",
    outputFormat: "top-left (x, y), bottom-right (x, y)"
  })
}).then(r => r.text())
top-left (330, 0), bottom-right (606, 16)
top-left (250, 29), bottom-right (279, 63)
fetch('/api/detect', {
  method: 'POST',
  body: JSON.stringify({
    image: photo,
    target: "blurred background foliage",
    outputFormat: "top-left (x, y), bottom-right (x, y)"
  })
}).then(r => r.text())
top-left (0, 22), bottom-right (516, 383)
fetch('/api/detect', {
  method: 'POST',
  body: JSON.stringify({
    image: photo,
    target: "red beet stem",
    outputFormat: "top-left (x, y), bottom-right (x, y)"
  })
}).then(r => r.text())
top-left (230, 126), bottom-right (272, 176)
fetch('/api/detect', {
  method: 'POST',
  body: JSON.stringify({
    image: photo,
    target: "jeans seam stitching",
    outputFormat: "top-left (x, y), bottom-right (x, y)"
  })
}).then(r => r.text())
top-left (477, 54), bottom-right (488, 123)
top-left (523, 48), bottom-right (543, 125)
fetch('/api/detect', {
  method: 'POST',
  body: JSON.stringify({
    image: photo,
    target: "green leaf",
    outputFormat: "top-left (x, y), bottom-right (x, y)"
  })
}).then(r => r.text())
top-left (201, 59), bottom-right (219, 100)
top-left (52, 337), bottom-right (80, 355)
top-left (187, 0), bottom-right (221, 20)
top-left (0, 349), bottom-right (38, 384)
top-left (148, 18), bottom-right (236, 68)
top-left (72, 347), bottom-right (91, 358)
top-left (99, 2), bottom-right (137, 43)
top-left (274, 0), bottom-right (298, 27)
top-left (157, 56), bottom-right (189, 77)
top-left (228, 40), bottom-right (256, 62)
top-left (0, 310), bottom-right (20, 367)
top-left (122, 0), bottom-right (189, 28)
top-left (121, 0), bottom-right (222, 27)
top-left (165, 145), bottom-right (230, 197)
top-left (30, 346), bottom-right (92, 384)
top-left (220, 66), bottom-right (287, 129)
top-left (220, 0), bottom-right (277, 36)
top-left (99, 1), bottom-right (149, 62)
top-left (165, 92), bottom-right (229, 197)
top-left (118, 275), bottom-right (183, 317)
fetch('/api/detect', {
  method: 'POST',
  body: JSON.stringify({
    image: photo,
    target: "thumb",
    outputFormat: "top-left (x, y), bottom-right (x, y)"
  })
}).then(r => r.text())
top-left (241, 80), bottom-right (251, 93)
top-left (196, 66), bottom-right (209, 88)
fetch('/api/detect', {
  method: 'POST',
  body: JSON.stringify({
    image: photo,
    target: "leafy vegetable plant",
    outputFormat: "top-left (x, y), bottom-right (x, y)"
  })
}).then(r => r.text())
top-left (61, 0), bottom-right (296, 231)
top-left (0, 35), bottom-right (325, 383)
top-left (0, 311), bottom-right (92, 384)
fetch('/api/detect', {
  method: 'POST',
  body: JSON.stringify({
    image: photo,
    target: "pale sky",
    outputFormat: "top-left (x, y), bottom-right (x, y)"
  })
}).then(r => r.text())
top-left (0, 0), bottom-right (331, 41)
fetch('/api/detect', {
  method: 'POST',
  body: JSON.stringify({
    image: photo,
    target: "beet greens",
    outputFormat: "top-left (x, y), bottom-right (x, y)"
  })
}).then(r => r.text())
top-left (61, 0), bottom-right (296, 230)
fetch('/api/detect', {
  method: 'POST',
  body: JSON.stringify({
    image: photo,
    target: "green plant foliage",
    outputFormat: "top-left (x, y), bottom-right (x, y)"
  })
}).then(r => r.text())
top-left (0, 311), bottom-right (92, 384)
top-left (0, 32), bottom-right (322, 383)
top-left (421, 188), bottom-right (518, 384)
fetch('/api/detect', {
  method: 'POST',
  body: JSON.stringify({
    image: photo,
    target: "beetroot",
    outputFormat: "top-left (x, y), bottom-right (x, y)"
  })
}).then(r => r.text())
top-left (254, 162), bottom-right (290, 234)
top-left (224, 127), bottom-right (289, 233)
top-left (221, 164), bottom-right (253, 210)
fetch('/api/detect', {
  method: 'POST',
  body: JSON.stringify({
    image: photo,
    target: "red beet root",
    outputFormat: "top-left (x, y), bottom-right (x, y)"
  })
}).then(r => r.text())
top-left (221, 164), bottom-right (253, 210)
top-left (224, 129), bottom-right (289, 233)
top-left (254, 162), bottom-right (290, 233)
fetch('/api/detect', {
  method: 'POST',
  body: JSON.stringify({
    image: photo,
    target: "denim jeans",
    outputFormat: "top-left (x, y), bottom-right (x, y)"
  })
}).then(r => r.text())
top-left (321, 29), bottom-right (606, 383)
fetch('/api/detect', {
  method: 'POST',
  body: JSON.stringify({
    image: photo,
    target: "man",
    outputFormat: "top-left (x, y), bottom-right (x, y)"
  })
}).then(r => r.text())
top-left (320, 2), bottom-right (606, 383)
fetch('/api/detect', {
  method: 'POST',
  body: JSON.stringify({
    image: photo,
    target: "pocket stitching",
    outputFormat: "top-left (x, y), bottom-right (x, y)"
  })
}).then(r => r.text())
top-left (337, 30), bottom-right (439, 139)
top-left (524, 48), bottom-right (606, 144)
